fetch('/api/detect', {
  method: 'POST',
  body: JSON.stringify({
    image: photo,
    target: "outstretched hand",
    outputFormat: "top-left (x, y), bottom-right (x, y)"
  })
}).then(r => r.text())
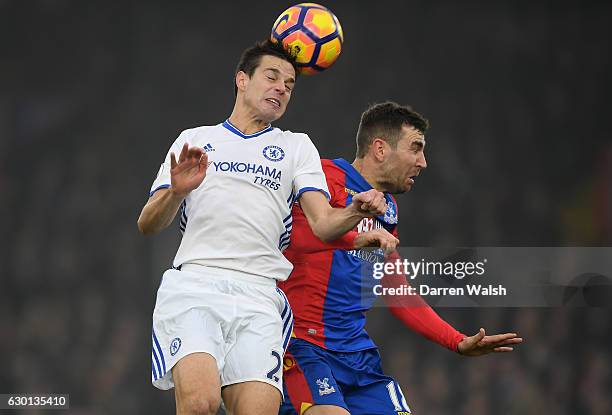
top-left (351, 189), bottom-right (387, 217)
top-left (170, 143), bottom-right (209, 198)
top-left (458, 328), bottom-right (523, 356)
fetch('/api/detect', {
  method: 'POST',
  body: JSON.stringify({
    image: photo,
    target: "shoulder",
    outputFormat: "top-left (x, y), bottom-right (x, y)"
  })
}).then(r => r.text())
top-left (321, 159), bottom-right (343, 175)
top-left (172, 124), bottom-right (223, 146)
top-left (321, 159), bottom-right (347, 191)
top-left (179, 124), bottom-right (220, 137)
top-left (275, 127), bottom-right (306, 137)
top-left (275, 128), bottom-right (312, 145)
top-left (272, 129), bottom-right (321, 160)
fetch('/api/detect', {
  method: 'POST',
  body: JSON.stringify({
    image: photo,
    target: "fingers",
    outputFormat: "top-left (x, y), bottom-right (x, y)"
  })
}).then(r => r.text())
top-left (473, 328), bottom-right (486, 343)
top-left (498, 336), bottom-right (523, 343)
top-left (354, 228), bottom-right (399, 255)
top-left (355, 189), bottom-right (387, 216)
top-left (460, 329), bottom-right (522, 356)
top-left (366, 229), bottom-right (399, 255)
top-left (488, 337), bottom-right (523, 347)
top-left (366, 191), bottom-right (386, 215)
top-left (174, 144), bottom-right (205, 169)
top-left (380, 240), bottom-right (392, 257)
top-left (479, 331), bottom-right (523, 350)
top-left (199, 152), bottom-right (209, 174)
top-left (458, 328), bottom-right (485, 354)
top-left (381, 236), bottom-right (400, 257)
top-left (179, 142), bottom-right (189, 163)
top-left (352, 191), bottom-right (370, 205)
top-left (383, 244), bottom-right (396, 257)
top-left (199, 151), bottom-right (208, 166)
top-left (480, 332), bottom-right (520, 344)
top-left (188, 146), bottom-right (204, 160)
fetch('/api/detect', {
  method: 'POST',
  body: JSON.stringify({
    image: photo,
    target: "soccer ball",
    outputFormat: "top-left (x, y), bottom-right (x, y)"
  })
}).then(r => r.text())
top-left (271, 3), bottom-right (344, 75)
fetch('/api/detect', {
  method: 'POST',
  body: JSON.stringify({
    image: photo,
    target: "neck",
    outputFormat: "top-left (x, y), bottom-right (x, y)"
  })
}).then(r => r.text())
top-left (228, 102), bottom-right (270, 135)
top-left (351, 157), bottom-right (386, 192)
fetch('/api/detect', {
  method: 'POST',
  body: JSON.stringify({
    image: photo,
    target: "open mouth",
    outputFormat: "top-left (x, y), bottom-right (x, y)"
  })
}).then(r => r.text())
top-left (265, 98), bottom-right (281, 108)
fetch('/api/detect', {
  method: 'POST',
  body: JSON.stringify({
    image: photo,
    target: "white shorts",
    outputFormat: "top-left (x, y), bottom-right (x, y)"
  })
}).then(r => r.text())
top-left (151, 265), bottom-right (293, 395)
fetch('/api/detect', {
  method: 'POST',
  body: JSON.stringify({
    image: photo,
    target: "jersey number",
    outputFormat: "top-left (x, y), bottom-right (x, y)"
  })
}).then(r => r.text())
top-left (357, 217), bottom-right (375, 233)
top-left (266, 351), bottom-right (281, 383)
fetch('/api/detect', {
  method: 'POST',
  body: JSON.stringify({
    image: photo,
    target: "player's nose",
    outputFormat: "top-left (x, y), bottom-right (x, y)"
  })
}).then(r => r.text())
top-left (273, 80), bottom-right (286, 95)
top-left (418, 152), bottom-right (427, 169)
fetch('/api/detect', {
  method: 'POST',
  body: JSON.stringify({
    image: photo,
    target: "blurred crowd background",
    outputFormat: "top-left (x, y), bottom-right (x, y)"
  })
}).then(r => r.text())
top-left (1, 0), bottom-right (610, 413)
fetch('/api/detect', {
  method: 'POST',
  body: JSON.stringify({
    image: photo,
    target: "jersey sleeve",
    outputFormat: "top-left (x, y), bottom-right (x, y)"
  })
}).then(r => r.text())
top-left (149, 130), bottom-right (189, 196)
top-left (293, 134), bottom-right (330, 201)
top-left (381, 251), bottom-right (466, 352)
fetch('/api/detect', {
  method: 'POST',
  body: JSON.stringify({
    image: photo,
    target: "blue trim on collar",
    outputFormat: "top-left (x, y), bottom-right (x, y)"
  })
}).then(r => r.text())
top-left (222, 119), bottom-right (273, 139)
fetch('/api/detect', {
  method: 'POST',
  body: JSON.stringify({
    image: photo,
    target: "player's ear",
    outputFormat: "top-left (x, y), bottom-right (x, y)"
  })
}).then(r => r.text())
top-left (236, 71), bottom-right (248, 93)
top-left (371, 138), bottom-right (386, 162)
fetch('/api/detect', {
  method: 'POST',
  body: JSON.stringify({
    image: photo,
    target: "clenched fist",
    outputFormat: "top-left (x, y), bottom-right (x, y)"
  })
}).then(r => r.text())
top-left (350, 189), bottom-right (387, 217)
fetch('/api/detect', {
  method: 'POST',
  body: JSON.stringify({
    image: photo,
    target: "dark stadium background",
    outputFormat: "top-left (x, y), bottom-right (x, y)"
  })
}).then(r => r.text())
top-left (2, 0), bottom-right (611, 414)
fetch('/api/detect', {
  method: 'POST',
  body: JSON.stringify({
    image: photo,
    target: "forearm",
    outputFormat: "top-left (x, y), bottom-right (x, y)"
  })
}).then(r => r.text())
top-left (137, 188), bottom-right (185, 235)
top-left (310, 205), bottom-right (365, 242)
top-left (386, 294), bottom-right (466, 352)
top-left (382, 252), bottom-right (466, 352)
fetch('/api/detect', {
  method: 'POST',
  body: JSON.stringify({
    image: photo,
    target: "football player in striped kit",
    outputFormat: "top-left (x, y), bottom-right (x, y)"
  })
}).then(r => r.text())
top-left (279, 102), bottom-right (523, 415)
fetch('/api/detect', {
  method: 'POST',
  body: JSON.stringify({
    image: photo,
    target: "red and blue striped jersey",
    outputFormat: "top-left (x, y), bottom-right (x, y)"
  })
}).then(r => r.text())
top-left (279, 158), bottom-right (399, 352)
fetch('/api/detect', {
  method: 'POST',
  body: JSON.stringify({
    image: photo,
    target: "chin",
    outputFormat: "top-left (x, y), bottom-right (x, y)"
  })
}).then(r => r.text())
top-left (275, 107), bottom-right (287, 119)
top-left (398, 184), bottom-right (411, 194)
top-left (272, 112), bottom-right (285, 122)
top-left (263, 109), bottom-right (284, 123)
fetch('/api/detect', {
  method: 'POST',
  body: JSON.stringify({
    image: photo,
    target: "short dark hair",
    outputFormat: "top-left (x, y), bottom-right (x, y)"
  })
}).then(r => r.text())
top-left (234, 39), bottom-right (298, 95)
top-left (355, 101), bottom-right (429, 158)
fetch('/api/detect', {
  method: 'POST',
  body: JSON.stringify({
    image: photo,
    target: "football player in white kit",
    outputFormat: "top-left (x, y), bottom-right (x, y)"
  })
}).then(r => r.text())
top-left (137, 40), bottom-right (399, 415)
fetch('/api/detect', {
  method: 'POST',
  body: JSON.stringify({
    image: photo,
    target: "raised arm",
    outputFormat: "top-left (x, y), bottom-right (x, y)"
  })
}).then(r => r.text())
top-left (298, 188), bottom-right (387, 243)
top-left (137, 143), bottom-right (208, 235)
top-left (289, 203), bottom-right (399, 254)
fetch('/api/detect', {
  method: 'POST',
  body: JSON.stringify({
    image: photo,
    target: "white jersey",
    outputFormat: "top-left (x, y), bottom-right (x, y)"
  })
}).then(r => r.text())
top-left (149, 119), bottom-right (329, 281)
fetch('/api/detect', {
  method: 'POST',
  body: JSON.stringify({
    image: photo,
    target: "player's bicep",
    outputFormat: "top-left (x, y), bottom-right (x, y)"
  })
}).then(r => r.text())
top-left (292, 135), bottom-right (330, 200)
top-left (146, 186), bottom-right (170, 206)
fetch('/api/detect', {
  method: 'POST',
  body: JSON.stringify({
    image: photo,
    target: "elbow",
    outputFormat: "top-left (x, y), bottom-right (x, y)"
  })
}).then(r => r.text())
top-left (137, 218), bottom-right (148, 235)
top-left (311, 226), bottom-right (332, 243)
top-left (137, 216), bottom-right (156, 235)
